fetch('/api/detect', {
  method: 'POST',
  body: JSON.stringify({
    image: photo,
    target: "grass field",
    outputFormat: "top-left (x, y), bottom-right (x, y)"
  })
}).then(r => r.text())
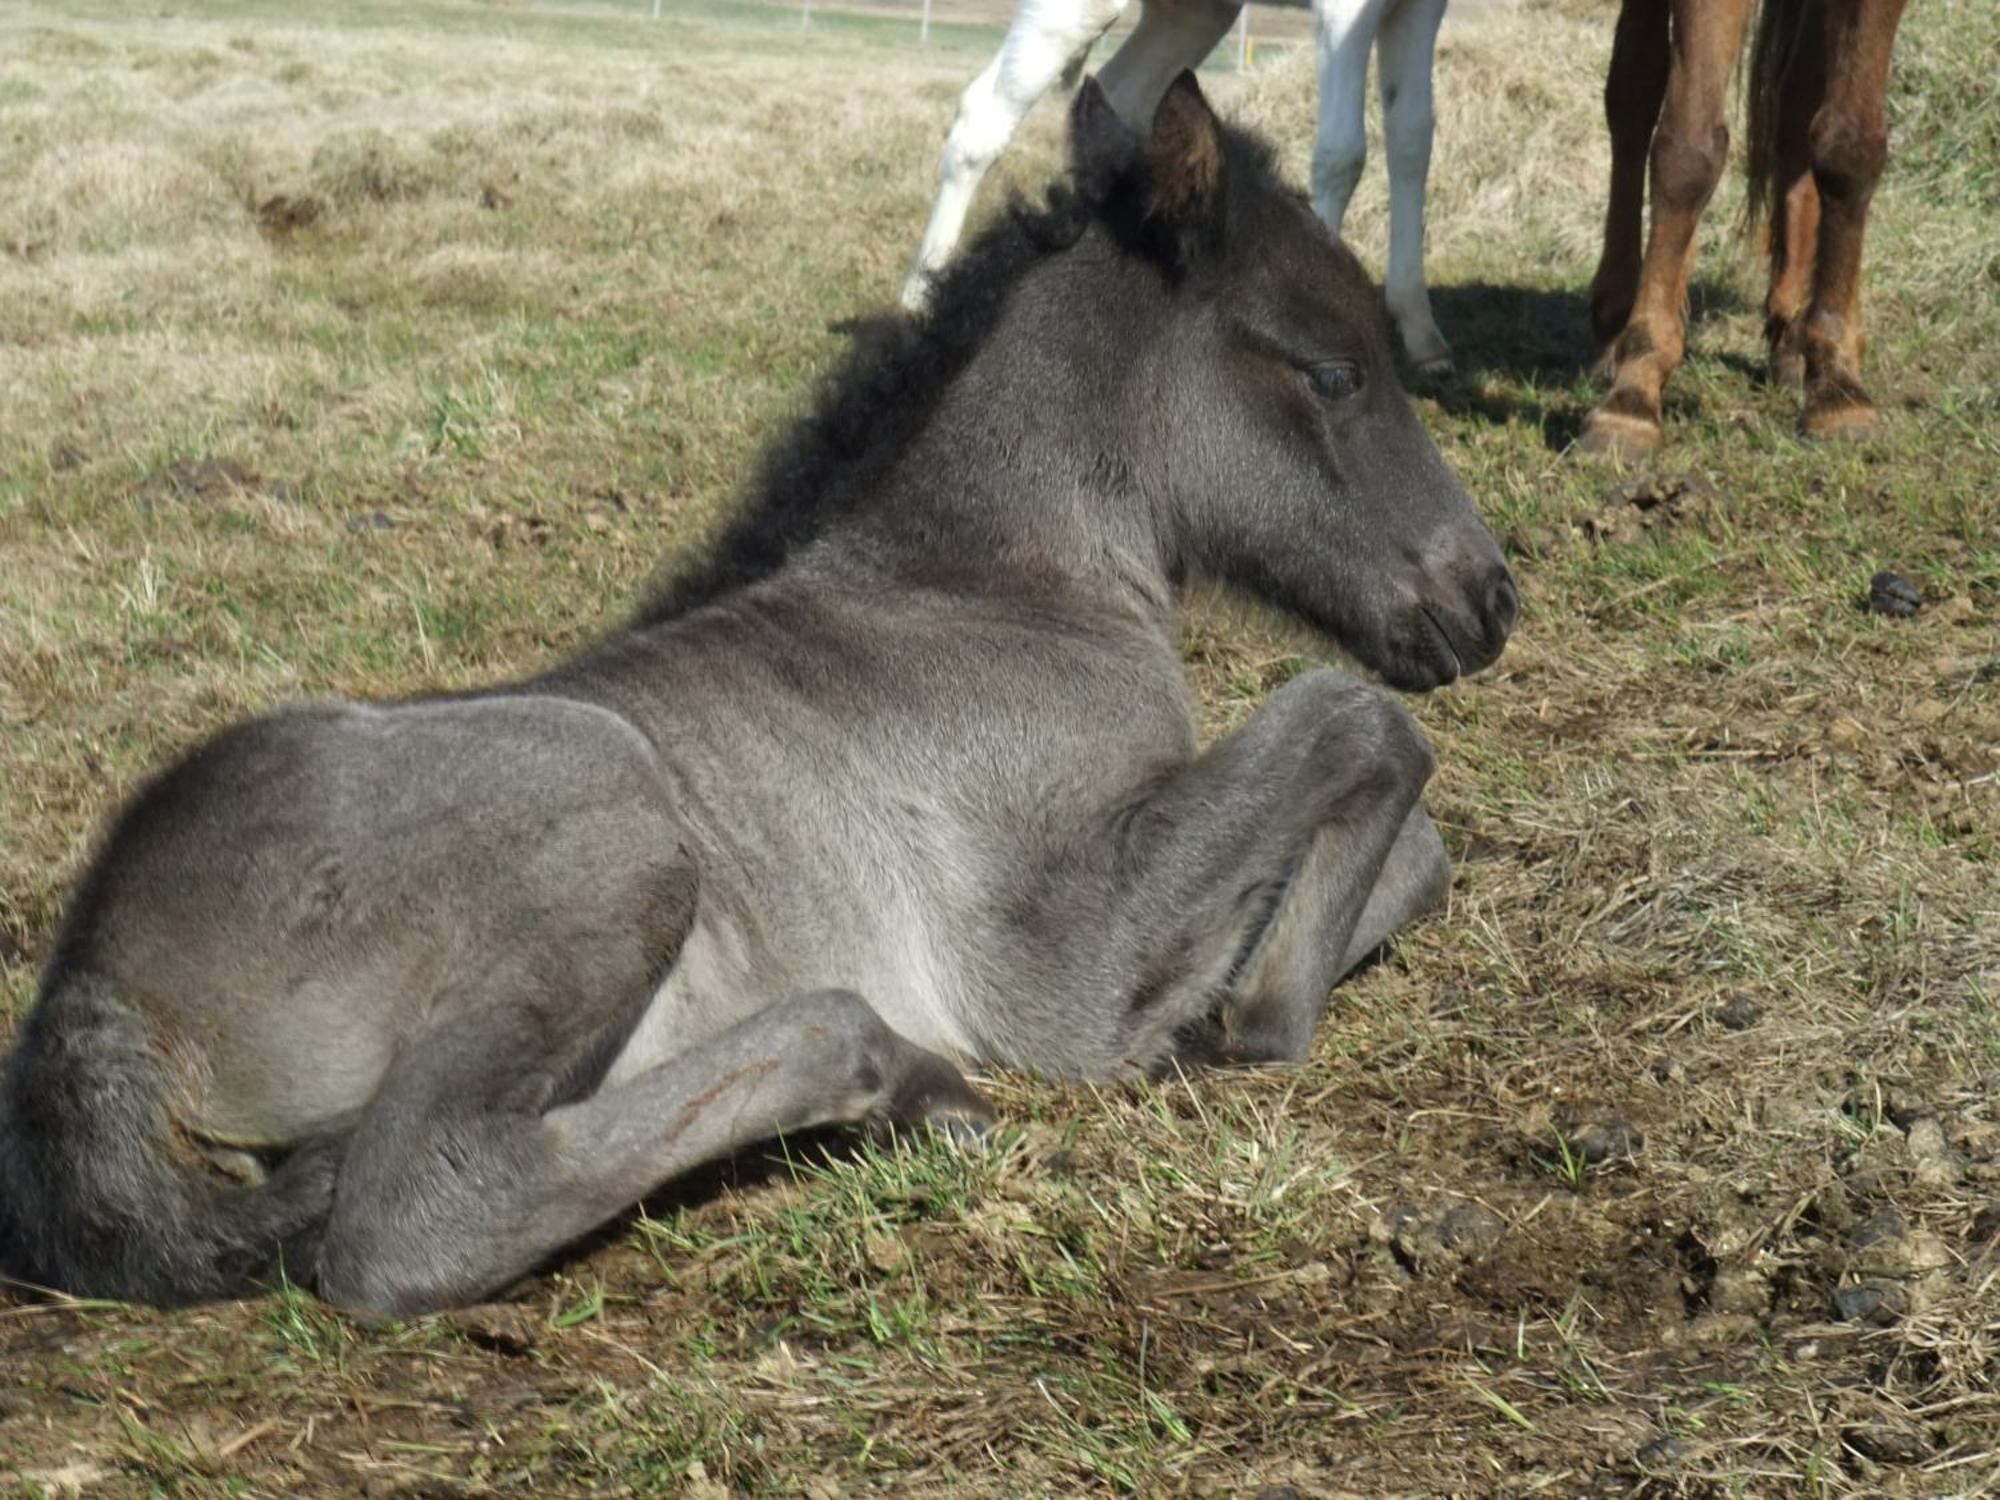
top-left (2, 0), bottom-right (1997, 1493)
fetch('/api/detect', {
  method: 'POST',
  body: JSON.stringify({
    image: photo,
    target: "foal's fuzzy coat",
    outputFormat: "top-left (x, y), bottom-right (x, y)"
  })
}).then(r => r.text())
top-left (1, 76), bottom-right (1513, 1316)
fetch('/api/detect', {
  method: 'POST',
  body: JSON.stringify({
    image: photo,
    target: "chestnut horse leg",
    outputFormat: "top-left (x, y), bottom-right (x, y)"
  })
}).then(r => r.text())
top-left (1586, 0), bottom-right (1669, 379)
top-left (1798, 0), bottom-right (1909, 438)
top-left (1579, 0), bottom-right (1752, 459)
top-left (1761, 9), bottom-right (1824, 387)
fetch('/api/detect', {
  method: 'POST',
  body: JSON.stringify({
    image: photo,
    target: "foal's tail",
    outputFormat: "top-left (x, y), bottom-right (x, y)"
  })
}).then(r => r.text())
top-left (0, 971), bottom-right (336, 1305)
top-left (1743, 0), bottom-right (1809, 238)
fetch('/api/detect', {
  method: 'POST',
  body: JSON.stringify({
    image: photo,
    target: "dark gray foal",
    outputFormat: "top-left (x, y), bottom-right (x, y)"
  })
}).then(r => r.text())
top-left (0, 75), bottom-right (1516, 1317)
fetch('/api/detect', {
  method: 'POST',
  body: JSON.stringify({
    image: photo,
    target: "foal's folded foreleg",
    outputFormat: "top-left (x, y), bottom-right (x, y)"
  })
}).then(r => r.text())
top-left (1082, 669), bottom-right (1439, 1073)
top-left (316, 990), bottom-right (987, 1317)
top-left (1217, 801), bottom-right (1447, 1062)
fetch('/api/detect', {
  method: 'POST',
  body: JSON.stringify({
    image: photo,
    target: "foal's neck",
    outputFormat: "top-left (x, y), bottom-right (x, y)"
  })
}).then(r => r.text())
top-left (864, 254), bottom-right (1177, 611)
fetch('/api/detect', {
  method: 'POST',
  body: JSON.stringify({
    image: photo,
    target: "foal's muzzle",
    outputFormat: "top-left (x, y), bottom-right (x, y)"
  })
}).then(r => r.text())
top-left (1394, 551), bottom-right (1517, 690)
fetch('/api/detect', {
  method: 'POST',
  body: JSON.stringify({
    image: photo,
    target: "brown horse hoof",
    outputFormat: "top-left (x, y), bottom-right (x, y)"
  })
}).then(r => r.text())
top-left (1576, 407), bottom-right (1663, 461)
top-left (1801, 395), bottom-right (1882, 441)
top-left (1587, 347), bottom-right (1619, 387)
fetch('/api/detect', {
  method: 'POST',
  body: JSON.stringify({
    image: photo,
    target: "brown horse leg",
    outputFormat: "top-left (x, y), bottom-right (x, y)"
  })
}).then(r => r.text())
top-left (1579, 0), bottom-right (1753, 460)
top-left (1799, 0), bottom-right (1909, 439)
top-left (1763, 17), bottom-right (1825, 386)
top-left (1587, 0), bottom-right (1670, 378)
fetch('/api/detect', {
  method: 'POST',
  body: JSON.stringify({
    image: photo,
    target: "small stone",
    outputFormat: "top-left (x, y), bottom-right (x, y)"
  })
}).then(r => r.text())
top-left (1849, 1205), bottom-right (1904, 1250)
top-left (1868, 569), bottom-right (1922, 617)
top-left (1833, 1280), bottom-right (1907, 1325)
top-left (1571, 1120), bottom-right (1643, 1165)
top-left (1715, 994), bottom-right (1762, 1031)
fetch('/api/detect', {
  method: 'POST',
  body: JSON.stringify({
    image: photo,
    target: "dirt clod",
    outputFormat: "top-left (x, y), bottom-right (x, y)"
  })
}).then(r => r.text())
top-left (1714, 994), bottom-right (1762, 1030)
top-left (1634, 1434), bottom-right (1689, 1467)
top-left (1843, 1417), bottom-right (1932, 1465)
top-left (1868, 568), bottom-right (1923, 617)
top-left (1376, 1200), bottom-right (1506, 1273)
top-left (441, 1303), bottom-right (538, 1357)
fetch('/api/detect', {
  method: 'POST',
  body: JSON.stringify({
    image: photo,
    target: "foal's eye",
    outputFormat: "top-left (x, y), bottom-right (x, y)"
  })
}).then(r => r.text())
top-left (1306, 360), bottom-right (1363, 400)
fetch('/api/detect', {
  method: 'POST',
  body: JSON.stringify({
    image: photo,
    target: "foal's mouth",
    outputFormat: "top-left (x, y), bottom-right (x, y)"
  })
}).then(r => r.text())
top-left (1418, 604), bottom-right (1464, 685)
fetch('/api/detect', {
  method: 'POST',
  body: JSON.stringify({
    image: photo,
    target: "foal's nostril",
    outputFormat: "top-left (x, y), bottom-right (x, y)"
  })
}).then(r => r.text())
top-left (1485, 569), bottom-right (1520, 640)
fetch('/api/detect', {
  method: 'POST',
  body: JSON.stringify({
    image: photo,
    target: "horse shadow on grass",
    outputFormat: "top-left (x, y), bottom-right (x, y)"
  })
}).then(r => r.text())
top-left (1412, 279), bottom-right (1749, 450)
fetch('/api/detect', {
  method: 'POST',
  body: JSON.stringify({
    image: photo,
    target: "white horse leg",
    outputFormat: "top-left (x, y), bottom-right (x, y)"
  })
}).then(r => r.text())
top-left (902, 0), bottom-right (1131, 311)
top-left (1376, 0), bottom-right (1451, 373)
top-left (1310, 0), bottom-right (1386, 236)
top-left (1096, 0), bottom-right (1242, 131)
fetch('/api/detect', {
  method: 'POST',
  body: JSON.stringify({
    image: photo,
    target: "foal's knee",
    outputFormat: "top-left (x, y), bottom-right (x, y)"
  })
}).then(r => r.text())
top-left (1286, 672), bottom-right (1436, 796)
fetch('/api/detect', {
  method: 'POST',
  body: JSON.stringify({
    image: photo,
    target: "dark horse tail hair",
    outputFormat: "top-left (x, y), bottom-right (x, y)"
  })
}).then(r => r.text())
top-left (0, 970), bottom-right (336, 1304)
top-left (1743, 0), bottom-right (1811, 238)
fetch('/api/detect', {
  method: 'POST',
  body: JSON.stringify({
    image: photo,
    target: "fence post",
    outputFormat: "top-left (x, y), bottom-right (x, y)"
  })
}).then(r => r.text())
top-left (921, 0), bottom-right (931, 42)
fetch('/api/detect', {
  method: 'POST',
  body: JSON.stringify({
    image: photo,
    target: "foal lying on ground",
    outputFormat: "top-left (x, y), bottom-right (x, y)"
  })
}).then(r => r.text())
top-left (0, 75), bottom-right (1515, 1317)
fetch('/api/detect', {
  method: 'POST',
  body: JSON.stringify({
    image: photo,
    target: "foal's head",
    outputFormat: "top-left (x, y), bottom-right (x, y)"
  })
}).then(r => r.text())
top-left (1068, 74), bottom-right (1515, 691)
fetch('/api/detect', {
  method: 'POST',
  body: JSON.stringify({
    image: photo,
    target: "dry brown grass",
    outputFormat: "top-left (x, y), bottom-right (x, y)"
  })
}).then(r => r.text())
top-left (3, 0), bottom-right (1998, 1493)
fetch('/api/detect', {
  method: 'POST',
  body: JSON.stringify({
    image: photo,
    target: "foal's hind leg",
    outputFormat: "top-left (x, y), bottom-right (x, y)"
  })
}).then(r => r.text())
top-left (318, 988), bottom-right (986, 1317)
top-left (902, 0), bottom-right (1131, 311)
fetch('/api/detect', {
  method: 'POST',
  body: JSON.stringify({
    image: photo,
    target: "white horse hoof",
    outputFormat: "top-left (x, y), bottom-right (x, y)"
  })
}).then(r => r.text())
top-left (899, 272), bottom-right (935, 315)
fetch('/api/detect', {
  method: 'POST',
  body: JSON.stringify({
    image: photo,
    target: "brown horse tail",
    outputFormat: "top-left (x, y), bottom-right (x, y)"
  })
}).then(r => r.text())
top-left (1744, 0), bottom-right (1809, 237)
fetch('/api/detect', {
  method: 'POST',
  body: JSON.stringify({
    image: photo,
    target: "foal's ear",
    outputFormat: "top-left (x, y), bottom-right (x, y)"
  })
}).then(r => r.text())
top-left (1146, 71), bottom-right (1225, 228)
top-left (1070, 77), bottom-right (1143, 183)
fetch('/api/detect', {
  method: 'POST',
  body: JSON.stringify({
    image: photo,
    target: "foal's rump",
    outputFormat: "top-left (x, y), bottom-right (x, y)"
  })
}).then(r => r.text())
top-left (0, 692), bottom-right (690, 1303)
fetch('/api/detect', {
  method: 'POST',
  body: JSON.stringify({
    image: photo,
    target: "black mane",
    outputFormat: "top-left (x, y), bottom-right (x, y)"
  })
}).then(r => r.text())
top-left (630, 112), bottom-right (1279, 629)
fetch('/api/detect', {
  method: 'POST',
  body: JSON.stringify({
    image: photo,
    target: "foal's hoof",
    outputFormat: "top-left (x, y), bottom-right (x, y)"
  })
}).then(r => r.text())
top-left (1576, 405), bottom-right (1663, 461)
top-left (876, 1053), bottom-right (998, 1149)
top-left (1412, 352), bottom-right (1456, 381)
